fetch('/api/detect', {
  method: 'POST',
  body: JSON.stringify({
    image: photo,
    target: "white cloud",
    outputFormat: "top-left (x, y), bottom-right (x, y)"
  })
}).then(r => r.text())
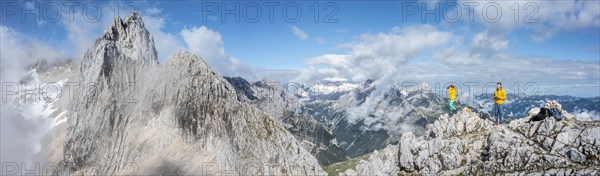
top-left (1, 25), bottom-right (67, 164)
top-left (294, 66), bottom-right (342, 85)
top-left (59, 5), bottom-right (271, 81)
top-left (456, 0), bottom-right (600, 41)
top-left (435, 29), bottom-right (508, 65)
top-left (434, 47), bottom-right (482, 65)
top-left (296, 24), bottom-right (600, 131)
top-left (61, 14), bottom-right (103, 58)
top-left (471, 30), bottom-right (508, 52)
top-left (181, 26), bottom-right (225, 60)
top-left (144, 7), bottom-right (162, 15)
top-left (0, 26), bottom-right (67, 82)
top-left (530, 27), bottom-right (557, 42)
top-left (298, 24), bottom-right (452, 83)
top-left (141, 13), bottom-right (185, 61)
top-left (296, 25), bottom-right (455, 126)
top-left (59, 3), bottom-right (136, 58)
top-left (572, 108), bottom-right (600, 121)
top-left (306, 54), bottom-right (349, 66)
top-left (291, 26), bottom-right (309, 40)
top-left (180, 26), bottom-right (267, 81)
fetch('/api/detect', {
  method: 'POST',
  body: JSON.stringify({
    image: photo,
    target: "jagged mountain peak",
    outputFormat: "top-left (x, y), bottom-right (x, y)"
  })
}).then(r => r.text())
top-left (97, 11), bottom-right (157, 64)
top-left (104, 12), bottom-right (145, 41)
top-left (78, 11), bottom-right (159, 88)
top-left (53, 12), bottom-right (325, 175)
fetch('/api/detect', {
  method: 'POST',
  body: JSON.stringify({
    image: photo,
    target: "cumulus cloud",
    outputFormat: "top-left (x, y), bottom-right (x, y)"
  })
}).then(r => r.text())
top-left (434, 47), bottom-right (481, 65)
top-left (297, 24), bottom-right (452, 83)
top-left (1, 5), bottom-right (294, 167)
top-left (142, 13), bottom-right (186, 62)
top-left (291, 26), bottom-right (309, 40)
top-left (296, 24), bottom-right (599, 131)
top-left (455, 0), bottom-right (600, 41)
top-left (61, 5), bottom-right (285, 81)
top-left (1, 25), bottom-right (67, 165)
top-left (59, 2), bottom-right (140, 58)
top-left (296, 25), bottom-right (455, 129)
top-left (435, 29), bottom-right (508, 65)
top-left (572, 108), bottom-right (600, 121)
top-left (471, 30), bottom-right (508, 53)
top-left (143, 9), bottom-right (289, 82)
top-left (0, 26), bottom-right (67, 82)
top-left (180, 26), bottom-right (267, 81)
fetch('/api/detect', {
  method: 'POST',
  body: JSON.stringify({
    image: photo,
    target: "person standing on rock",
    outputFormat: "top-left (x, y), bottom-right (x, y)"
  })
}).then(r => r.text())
top-left (448, 84), bottom-right (458, 114)
top-left (493, 82), bottom-right (507, 125)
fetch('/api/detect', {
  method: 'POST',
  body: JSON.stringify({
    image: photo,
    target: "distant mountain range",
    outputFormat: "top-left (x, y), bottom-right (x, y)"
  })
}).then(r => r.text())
top-left (473, 93), bottom-right (599, 121)
top-left (5, 12), bottom-right (598, 175)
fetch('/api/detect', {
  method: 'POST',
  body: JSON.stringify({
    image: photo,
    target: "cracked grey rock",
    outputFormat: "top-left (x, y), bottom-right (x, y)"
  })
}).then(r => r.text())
top-left (51, 12), bottom-right (325, 175)
top-left (225, 77), bottom-right (349, 166)
top-left (340, 145), bottom-right (399, 176)
top-left (393, 102), bottom-right (599, 175)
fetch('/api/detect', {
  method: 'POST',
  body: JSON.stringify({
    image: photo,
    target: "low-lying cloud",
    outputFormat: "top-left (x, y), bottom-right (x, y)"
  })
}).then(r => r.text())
top-left (1, 25), bottom-right (67, 165)
top-left (297, 23), bottom-right (599, 131)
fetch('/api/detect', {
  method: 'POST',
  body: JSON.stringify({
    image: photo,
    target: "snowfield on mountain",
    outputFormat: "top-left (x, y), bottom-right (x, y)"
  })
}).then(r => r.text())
top-left (4, 11), bottom-right (599, 176)
top-left (45, 12), bottom-right (324, 175)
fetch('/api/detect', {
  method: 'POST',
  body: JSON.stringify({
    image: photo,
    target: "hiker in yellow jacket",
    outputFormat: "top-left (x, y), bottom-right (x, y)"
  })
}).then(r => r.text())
top-left (448, 84), bottom-right (458, 114)
top-left (493, 82), bottom-right (507, 125)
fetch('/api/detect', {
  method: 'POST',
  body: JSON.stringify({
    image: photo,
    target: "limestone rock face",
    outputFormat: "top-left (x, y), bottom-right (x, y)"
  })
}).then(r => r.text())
top-left (340, 145), bottom-right (399, 176)
top-left (394, 103), bottom-right (600, 175)
top-left (52, 12), bottom-right (324, 175)
top-left (342, 102), bottom-right (598, 175)
top-left (225, 77), bottom-right (349, 166)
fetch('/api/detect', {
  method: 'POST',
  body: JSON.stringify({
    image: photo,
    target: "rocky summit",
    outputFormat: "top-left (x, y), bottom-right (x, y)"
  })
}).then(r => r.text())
top-left (51, 12), bottom-right (324, 175)
top-left (336, 101), bottom-right (599, 175)
top-left (8, 11), bottom-right (597, 176)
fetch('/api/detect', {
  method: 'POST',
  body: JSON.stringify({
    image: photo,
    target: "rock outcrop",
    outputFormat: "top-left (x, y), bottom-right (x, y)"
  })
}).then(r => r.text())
top-left (333, 101), bottom-right (598, 175)
top-left (340, 145), bottom-right (399, 176)
top-left (225, 77), bottom-right (349, 166)
top-left (52, 12), bottom-right (324, 175)
top-left (395, 101), bottom-right (600, 175)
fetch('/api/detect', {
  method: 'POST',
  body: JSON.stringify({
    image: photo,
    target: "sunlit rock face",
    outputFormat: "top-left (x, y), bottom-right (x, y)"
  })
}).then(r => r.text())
top-left (52, 12), bottom-right (325, 175)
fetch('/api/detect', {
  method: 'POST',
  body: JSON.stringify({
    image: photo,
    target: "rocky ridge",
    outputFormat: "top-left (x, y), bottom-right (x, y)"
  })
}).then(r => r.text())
top-left (51, 12), bottom-right (325, 175)
top-left (225, 77), bottom-right (349, 166)
top-left (340, 101), bottom-right (599, 175)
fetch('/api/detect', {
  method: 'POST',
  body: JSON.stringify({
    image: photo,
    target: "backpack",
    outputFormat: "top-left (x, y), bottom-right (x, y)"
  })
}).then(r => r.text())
top-left (550, 108), bottom-right (563, 121)
top-left (528, 107), bottom-right (549, 122)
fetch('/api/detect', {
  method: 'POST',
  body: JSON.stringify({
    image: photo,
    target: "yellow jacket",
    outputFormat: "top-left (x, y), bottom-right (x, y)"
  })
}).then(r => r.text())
top-left (494, 88), bottom-right (506, 104)
top-left (448, 87), bottom-right (456, 100)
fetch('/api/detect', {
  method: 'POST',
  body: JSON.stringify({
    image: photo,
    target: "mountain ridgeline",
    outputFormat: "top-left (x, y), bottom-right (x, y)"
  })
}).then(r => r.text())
top-left (223, 76), bottom-right (349, 166)
top-left (330, 101), bottom-right (600, 175)
top-left (21, 12), bottom-right (597, 175)
top-left (51, 12), bottom-right (324, 175)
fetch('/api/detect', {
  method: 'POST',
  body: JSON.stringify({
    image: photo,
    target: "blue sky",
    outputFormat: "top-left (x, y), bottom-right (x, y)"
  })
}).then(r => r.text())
top-left (1, 0), bottom-right (599, 96)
